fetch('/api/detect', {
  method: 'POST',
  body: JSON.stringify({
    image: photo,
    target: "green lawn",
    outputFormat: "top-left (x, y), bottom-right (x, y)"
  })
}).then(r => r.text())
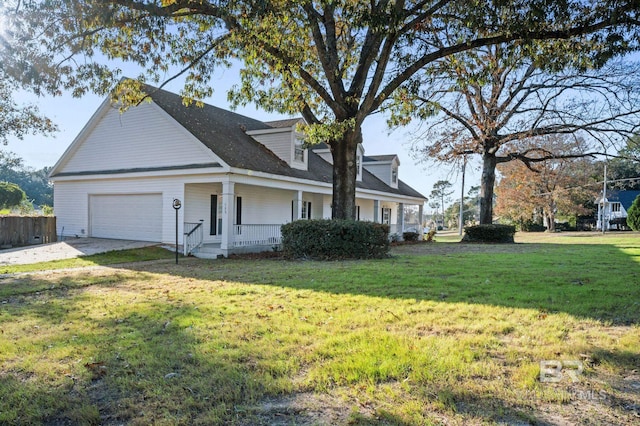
top-left (0, 233), bottom-right (638, 425)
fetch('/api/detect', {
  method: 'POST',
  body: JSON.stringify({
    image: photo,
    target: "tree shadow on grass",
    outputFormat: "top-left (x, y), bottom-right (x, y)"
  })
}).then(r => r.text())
top-left (1, 240), bottom-right (638, 425)
top-left (0, 274), bottom-right (307, 425)
top-left (126, 241), bottom-right (640, 326)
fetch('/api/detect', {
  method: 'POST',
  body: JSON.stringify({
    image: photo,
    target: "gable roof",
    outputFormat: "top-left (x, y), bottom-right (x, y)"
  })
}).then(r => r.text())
top-left (604, 190), bottom-right (640, 210)
top-left (146, 87), bottom-right (424, 199)
top-left (54, 84), bottom-right (425, 200)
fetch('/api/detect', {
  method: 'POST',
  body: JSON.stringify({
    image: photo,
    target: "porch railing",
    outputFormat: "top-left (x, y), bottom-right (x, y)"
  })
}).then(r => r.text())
top-left (232, 224), bottom-right (282, 248)
top-left (184, 221), bottom-right (204, 255)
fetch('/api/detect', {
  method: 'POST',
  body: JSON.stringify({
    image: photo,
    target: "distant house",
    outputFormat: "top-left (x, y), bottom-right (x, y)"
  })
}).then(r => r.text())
top-left (49, 85), bottom-right (426, 257)
top-left (596, 190), bottom-right (640, 230)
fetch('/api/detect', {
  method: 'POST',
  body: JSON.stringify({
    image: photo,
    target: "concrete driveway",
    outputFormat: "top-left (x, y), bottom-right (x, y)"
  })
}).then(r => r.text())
top-left (0, 238), bottom-right (159, 266)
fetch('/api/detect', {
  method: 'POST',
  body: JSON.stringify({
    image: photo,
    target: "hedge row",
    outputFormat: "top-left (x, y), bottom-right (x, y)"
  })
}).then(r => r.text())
top-left (281, 219), bottom-right (390, 260)
top-left (462, 224), bottom-right (516, 243)
top-left (518, 221), bottom-right (546, 232)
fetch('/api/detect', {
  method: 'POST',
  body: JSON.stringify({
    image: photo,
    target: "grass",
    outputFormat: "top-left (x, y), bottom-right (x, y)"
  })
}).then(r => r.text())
top-left (0, 233), bottom-right (638, 425)
top-left (0, 246), bottom-right (175, 274)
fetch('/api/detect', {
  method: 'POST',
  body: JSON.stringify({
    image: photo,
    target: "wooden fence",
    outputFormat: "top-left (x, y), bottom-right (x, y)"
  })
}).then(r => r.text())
top-left (0, 216), bottom-right (57, 248)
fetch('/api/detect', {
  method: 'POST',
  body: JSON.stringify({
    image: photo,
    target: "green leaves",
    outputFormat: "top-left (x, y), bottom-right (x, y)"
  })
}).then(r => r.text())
top-left (626, 194), bottom-right (640, 231)
top-left (0, 182), bottom-right (26, 209)
top-left (0, 73), bottom-right (57, 144)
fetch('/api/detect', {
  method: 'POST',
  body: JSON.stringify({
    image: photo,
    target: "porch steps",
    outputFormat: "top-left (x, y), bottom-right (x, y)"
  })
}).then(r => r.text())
top-left (191, 243), bottom-right (224, 259)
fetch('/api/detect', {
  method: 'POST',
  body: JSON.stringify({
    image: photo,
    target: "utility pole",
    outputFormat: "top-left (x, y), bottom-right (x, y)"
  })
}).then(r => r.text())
top-left (602, 165), bottom-right (607, 235)
top-left (459, 156), bottom-right (466, 236)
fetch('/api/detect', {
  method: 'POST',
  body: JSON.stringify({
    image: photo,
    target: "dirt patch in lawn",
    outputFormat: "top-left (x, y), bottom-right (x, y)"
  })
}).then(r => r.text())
top-left (240, 392), bottom-right (365, 425)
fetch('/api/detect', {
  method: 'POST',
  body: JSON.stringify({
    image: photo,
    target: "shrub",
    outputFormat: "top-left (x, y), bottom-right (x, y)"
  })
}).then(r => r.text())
top-left (424, 229), bottom-right (436, 242)
top-left (518, 221), bottom-right (546, 232)
top-left (626, 195), bottom-right (640, 231)
top-left (281, 219), bottom-right (390, 260)
top-left (0, 182), bottom-right (26, 209)
top-left (41, 205), bottom-right (54, 216)
top-left (555, 222), bottom-right (576, 232)
top-left (462, 224), bottom-right (516, 243)
top-left (609, 217), bottom-right (630, 230)
top-left (402, 231), bottom-right (420, 242)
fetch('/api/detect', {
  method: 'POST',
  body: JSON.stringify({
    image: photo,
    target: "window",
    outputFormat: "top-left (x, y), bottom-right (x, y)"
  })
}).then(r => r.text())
top-left (382, 207), bottom-right (391, 225)
top-left (210, 195), bottom-right (222, 235)
top-left (356, 155), bottom-right (362, 180)
top-left (294, 139), bottom-right (305, 162)
top-left (302, 201), bottom-right (312, 219)
top-left (391, 166), bottom-right (398, 184)
top-left (236, 196), bottom-right (242, 225)
top-left (292, 200), bottom-right (312, 220)
top-left (611, 202), bottom-right (621, 213)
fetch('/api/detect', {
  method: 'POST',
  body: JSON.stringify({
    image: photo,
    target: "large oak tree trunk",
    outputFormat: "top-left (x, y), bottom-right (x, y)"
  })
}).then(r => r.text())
top-left (480, 153), bottom-right (497, 224)
top-left (329, 129), bottom-right (361, 220)
top-left (544, 200), bottom-right (557, 232)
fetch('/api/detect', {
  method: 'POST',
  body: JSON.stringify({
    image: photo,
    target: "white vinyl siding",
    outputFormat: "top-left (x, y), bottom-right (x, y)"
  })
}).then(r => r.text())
top-left (57, 102), bottom-right (219, 174)
top-left (356, 199), bottom-right (375, 221)
top-left (322, 195), bottom-right (332, 218)
top-left (306, 193), bottom-right (323, 219)
top-left (234, 184), bottom-right (298, 224)
top-left (363, 157), bottom-right (399, 188)
top-left (53, 176), bottom-right (186, 243)
top-left (184, 183), bottom-right (223, 243)
top-left (250, 132), bottom-right (293, 165)
top-left (90, 194), bottom-right (162, 241)
top-left (363, 162), bottom-right (392, 186)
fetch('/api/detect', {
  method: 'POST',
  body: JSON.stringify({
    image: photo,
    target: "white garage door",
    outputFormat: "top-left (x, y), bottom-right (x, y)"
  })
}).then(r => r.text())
top-left (89, 194), bottom-right (163, 242)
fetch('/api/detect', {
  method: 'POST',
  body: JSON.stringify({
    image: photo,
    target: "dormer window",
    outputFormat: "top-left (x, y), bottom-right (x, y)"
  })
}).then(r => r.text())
top-left (391, 166), bottom-right (398, 184)
top-left (294, 139), bottom-right (305, 162)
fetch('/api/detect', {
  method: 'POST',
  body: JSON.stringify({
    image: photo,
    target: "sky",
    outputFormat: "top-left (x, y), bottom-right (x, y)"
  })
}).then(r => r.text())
top-left (5, 64), bottom-right (480, 209)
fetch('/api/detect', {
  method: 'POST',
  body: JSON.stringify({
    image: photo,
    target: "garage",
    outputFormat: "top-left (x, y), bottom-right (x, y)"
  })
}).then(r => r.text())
top-left (89, 194), bottom-right (163, 242)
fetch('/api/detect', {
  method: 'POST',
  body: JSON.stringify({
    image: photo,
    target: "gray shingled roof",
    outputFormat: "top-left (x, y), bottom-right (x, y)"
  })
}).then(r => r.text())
top-left (364, 155), bottom-right (397, 162)
top-left (264, 118), bottom-right (304, 128)
top-left (145, 87), bottom-right (425, 199)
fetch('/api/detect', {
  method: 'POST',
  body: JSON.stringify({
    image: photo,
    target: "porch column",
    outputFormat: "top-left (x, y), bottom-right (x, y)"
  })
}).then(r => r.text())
top-left (398, 203), bottom-right (405, 233)
top-left (418, 204), bottom-right (424, 229)
top-left (220, 180), bottom-right (235, 254)
top-left (293, 190), bottom-right (303, 220)
top-left (373, 200), bottom-right (380, 223)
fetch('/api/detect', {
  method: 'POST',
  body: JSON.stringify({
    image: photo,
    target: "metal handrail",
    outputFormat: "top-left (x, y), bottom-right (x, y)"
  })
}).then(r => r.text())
top-left (186, 221), bottom-right (203, 237)
top-left (184, 221), bottom-right (204, 255)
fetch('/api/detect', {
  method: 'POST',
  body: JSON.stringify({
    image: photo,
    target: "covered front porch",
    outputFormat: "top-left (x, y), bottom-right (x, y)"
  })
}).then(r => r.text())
top-left (176, 179), bottom-right (423, 258)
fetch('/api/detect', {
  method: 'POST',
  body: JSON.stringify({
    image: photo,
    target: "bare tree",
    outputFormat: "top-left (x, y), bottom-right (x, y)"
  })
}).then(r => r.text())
top-left (404, 43), bottom-right (640, 224)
